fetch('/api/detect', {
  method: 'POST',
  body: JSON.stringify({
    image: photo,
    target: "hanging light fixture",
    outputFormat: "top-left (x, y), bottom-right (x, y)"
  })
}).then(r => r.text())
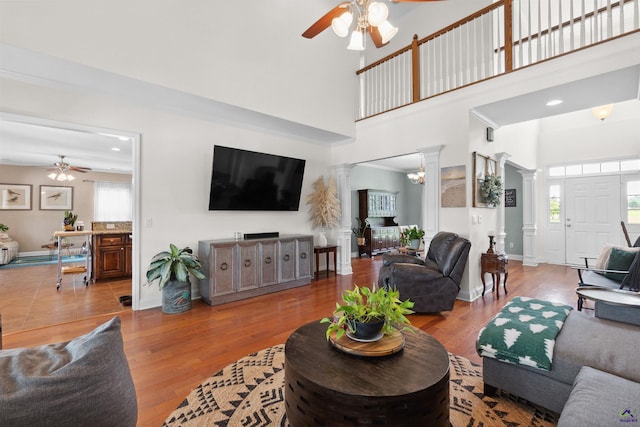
top-left (46, 155), bottom-right (91, 182)
top-left (407, 154), bottom-right (425, 185)
top-left (329, 0), bottom-right (398, 50)
top-left (591, 104), bottom-right (614, 122)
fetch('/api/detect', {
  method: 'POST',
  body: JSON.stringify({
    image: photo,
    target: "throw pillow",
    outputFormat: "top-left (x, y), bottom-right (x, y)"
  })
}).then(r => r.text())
top-left (0, 317), bottom-right (137, 427)
top-left (605, 247), bottom-right (640, 282)
top-left (594, 243), bottom-right (614, 269)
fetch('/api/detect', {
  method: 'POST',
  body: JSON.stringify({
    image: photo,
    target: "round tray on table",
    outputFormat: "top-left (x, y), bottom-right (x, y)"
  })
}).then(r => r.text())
top-left (329, 329), bottom-right (405, 357)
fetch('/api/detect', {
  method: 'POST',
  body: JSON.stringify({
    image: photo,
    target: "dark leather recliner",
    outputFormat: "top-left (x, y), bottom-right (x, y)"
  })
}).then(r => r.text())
top-left (378, 231), bottom-right (471, 313)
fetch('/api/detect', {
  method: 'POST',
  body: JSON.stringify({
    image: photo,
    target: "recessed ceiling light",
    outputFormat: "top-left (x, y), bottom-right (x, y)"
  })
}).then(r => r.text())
top-left (112, 147), bottom-right (121, 152)
top-left (546, 99), bottom-right (563, 106)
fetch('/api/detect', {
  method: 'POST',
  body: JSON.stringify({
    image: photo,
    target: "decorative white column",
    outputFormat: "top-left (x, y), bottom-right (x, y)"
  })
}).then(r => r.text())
top-left (420, 145), bottom-right (445, 247)
top-left (495, 152), bottom-right (511, 254)
top-left (333, 164), bottom-right (354, 275)
top-left (519, 169), bottom-right (539, 266)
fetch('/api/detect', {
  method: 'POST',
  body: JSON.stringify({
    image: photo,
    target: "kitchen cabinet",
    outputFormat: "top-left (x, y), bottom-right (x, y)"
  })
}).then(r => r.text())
top-left (93, 233), bottom-right (132, 280)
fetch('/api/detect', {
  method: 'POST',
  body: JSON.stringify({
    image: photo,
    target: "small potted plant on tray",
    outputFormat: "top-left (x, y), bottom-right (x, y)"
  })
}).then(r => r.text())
top-left (321, 284), bottom-right (414, 341)
top-left (146, 244), bottom-right (206, 314)
top-left (401, 226), bottom-right (425, 250)
top-left (63, 211), bottom-right (77, 231)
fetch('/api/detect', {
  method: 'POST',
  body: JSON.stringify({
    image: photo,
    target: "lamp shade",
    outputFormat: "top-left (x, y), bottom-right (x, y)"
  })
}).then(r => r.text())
top-left (347, 29), bottom-right (365, 50)
top-left (378, 20), bottom-right (398, 44)
top-left (368, 2), bottom-right (389, 26)
top-left (331, 11), bottom-right (353, 38)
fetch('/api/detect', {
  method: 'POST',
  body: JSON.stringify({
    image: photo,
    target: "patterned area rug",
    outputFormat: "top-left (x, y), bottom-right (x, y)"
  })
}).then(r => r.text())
top-left (163, 344), bottom-right (559, 427)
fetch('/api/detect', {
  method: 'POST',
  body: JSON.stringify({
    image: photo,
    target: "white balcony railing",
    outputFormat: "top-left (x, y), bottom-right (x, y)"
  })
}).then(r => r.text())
top-left (357, 0), bottom-right (640, 120)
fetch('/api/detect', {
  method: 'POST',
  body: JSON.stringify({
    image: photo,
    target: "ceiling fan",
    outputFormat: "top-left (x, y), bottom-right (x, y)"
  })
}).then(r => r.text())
top-left (46, 155), bottom-right (91, 181)
top-left (302, 0), bottom-right (444, 50)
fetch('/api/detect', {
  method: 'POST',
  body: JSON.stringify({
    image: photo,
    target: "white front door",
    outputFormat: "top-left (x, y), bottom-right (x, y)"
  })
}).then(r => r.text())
top-left (565, 175), bottom-right (621, 265)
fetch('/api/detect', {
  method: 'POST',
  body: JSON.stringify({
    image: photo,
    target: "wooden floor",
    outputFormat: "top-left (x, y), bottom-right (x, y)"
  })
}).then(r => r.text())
top-left (0, 263), bottom-right (131, 333)
top-left (2, 256), bottom-right (584, 427)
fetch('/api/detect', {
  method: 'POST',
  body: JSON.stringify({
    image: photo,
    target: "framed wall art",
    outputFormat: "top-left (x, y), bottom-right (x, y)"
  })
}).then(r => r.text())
top-left (0, 183), bottom-right (32, 210)
top-left (472, 152), bottom-right (498, 208)
top-left (441, 165), bottom-right (466, 208)
top-left (40, 185), bottom-right (73, 210)
top-left (505, 189), bottom-right (516, 207)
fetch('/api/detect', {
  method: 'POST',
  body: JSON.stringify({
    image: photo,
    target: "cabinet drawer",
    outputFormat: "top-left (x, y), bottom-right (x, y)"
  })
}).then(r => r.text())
top-left (96, 234), bottom-right (127, 246)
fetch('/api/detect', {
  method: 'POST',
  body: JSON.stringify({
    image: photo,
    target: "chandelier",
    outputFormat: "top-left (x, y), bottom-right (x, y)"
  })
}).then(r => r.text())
top-left (332, 1), bottom-right (398, 50)
top-left (407, 155), bottom-right (425, 185)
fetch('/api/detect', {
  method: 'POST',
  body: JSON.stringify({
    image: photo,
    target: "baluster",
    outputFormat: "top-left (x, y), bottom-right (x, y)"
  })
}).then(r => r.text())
top-left (606, 0), bottom-right (612, 39)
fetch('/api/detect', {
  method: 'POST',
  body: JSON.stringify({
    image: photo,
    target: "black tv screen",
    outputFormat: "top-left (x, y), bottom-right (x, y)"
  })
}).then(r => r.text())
top-left (209, 146), bottom-right (306, 211)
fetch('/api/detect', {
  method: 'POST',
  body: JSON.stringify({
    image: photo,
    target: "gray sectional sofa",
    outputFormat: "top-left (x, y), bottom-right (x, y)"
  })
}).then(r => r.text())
top-left (482, 309), bottom-right (640, 422)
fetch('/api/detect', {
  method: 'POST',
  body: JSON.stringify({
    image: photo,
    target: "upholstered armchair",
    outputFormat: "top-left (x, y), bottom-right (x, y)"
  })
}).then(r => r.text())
top-left (378, 231), bottom-right (471, 313)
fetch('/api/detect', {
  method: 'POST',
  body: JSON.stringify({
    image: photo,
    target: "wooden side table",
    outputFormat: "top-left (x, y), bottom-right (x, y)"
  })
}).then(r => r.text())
top-left (481, 252), bottom-right (508, 297)
top-left (313, 245), bottom-right (337, 280)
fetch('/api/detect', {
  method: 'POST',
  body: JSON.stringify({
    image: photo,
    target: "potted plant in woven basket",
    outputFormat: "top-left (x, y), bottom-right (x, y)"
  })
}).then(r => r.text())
top-left (146, 244), bottom-right (205, 314)
top-left (351, 217), bottom-right (369, 246)
top-left (321, 284), bottom-right (414, 341)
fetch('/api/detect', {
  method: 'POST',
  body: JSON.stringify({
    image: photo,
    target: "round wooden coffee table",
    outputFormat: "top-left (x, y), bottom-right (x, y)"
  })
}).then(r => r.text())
top-left (284, 321), bottom-right (450, 427)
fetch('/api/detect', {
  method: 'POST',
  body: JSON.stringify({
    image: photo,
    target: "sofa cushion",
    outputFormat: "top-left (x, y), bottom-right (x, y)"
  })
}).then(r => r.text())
top-left (558, 366), bottom-right (640, 427)
top-left (0, 317), bottom-right (137, 427)
top-left (605, 247), bottom-right (640, 282)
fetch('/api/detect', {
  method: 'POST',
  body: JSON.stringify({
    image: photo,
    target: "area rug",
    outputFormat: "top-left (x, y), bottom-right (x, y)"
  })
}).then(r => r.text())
top-left (163, 344), bottom-right (559, 427)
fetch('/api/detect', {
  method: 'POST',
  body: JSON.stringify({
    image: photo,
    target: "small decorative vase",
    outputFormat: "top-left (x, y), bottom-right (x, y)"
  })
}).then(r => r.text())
top-left (162, 279), bottom-right (192, 314)
top-left (318, 231), bottom-right (328, 247)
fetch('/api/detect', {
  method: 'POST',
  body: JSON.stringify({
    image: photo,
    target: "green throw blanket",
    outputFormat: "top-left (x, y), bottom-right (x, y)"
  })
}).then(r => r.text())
top-left (476, 297), bottom-right (573, 371)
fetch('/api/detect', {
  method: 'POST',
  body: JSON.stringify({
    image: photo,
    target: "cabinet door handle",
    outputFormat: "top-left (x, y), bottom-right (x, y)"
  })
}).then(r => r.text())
top-left (244, 259), bottom-right (252, 267)
top-left (300, 252), bottom-right (307, 259)
top-left (283, 254), bottom-right (290, 262)
top-left (265, 257), bottom-right (272, 264)
top-left (220, 262), bottom-right (228, 271)
top-left (121, 247), bottom-right (124, 250)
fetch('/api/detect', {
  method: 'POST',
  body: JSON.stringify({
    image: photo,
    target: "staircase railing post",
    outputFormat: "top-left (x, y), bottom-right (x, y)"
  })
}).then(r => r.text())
top-left (504, 0), bottom-right (513, 72)
top-left (411, 34), bottom-right (420, 103)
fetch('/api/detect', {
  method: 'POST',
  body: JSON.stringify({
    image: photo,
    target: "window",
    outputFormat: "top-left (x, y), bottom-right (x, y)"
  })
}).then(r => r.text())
top-left (94, 181), bottom-right (132, 221)
top-left (549, 184), bottom-right (561, 223)
top-left (547, 157), bottom-right (640, 177)
top-left (627, 181), bottom-right (640, 225)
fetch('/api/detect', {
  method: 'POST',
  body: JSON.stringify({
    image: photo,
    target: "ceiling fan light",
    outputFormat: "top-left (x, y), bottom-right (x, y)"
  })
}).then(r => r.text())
top-left (367, 2), bottom-right (388, 26)
top-left (48, 172), bottom-right (58, 180)
top-left (66, 174), bottom-right (75, 181)
top-left (57, 172), bottom-right (67, 181)
top-left (347, 29), bottom-right (365, 50)
top-left (331, 11), bottom-right (353, 38)
top-left (378, 20), bottom-right (398, 44)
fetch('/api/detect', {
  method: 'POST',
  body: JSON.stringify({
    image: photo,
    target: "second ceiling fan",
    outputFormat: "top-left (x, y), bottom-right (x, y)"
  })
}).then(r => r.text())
top-left (302, 0), bottom-right (444, 50)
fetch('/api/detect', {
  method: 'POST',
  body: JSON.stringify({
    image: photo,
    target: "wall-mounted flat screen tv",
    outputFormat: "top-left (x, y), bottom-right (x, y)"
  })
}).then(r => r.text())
top-left (209, 145), bottom-right (306, 211)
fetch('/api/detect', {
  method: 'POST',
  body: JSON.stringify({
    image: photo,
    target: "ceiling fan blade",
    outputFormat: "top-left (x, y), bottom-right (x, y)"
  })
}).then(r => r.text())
top-left (68, 166), bottom-right (92, 172)
top-left (302, 2), bottom-right (351, 39)
top-left (369, 26), bottom-right (387, 48)
top-left (391, 0), bottom-right (445, 2)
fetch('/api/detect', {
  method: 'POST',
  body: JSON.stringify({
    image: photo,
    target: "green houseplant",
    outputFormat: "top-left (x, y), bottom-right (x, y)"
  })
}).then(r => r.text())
top-left (351, 217), bottom-right (369, 246)
top-left (481, 174), bottom-right (504, 207)
top-left (0, 224), bottom-right (8, 233)
top-left (146, 244), bottom-right (206, 314)
top-left (401, 226), bottom-right (425, 250)
top-left (63, 211), bottom-right (77, 231)
top-left (321, 284), bottom-right (414, 341)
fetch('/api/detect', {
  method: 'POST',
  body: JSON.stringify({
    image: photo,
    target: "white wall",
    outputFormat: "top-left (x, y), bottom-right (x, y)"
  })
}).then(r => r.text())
top-left (0, 0), bottom-right (359, 138)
